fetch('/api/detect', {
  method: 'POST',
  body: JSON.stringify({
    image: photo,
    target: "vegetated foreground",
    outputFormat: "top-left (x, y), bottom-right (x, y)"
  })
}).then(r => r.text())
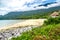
top-left (11, 17), bottom-right (60, 40)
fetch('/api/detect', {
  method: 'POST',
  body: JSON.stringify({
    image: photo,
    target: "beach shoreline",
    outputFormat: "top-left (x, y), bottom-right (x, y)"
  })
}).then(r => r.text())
top-left (0, 19), bottom-right (46, 40)
top-left (0, 19), bottom-right (46, 31)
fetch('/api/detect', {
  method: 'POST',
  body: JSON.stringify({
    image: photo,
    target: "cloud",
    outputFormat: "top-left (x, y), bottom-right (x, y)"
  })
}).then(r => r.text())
top-left (0, 0), bottom-right (60, 15)
top-left (56, 0), bottom-right (60, 2)
top-left (0, 0), bottom-right (35, 15)
top-left (0, 0), bottom-right (46, 15)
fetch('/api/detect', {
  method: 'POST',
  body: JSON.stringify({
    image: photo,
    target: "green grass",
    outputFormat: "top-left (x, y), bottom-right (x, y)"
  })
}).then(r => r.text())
top-left (11, 17), bottom-right (60, 40)
top-left (11, 24), bottom-right (60, 40)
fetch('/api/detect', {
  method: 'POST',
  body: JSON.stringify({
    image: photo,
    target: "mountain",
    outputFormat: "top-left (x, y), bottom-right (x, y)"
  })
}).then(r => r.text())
top-left (0, 5), bottom-right (60, 19)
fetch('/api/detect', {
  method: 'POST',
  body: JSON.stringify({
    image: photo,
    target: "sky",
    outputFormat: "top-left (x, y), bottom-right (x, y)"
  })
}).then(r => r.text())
top-left (0, 0), bottom-right (60, 15)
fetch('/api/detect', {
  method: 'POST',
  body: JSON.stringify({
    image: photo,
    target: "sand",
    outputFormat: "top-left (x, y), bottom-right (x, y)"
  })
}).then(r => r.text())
top-left (0, 19), bottom-right (46, 31)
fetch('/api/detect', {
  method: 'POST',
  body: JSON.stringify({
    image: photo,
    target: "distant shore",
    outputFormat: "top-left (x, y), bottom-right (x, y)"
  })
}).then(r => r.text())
top-left (0, 19), bottom-right (46, 31)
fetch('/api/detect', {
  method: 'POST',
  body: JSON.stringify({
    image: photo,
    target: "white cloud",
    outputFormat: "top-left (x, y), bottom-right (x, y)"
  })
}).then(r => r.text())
top-left (0, 0), bottom-right (46, 15)
top-left (42, 0), bottom-right (46, 1)
top-left (48, 3), bottom-right (60, 7)
top-left (0, 0), bottom-right (60, 15)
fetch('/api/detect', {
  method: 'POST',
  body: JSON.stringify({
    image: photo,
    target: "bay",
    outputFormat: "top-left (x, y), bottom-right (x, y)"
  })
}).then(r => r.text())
top-left (0, 20), bottom-right (25, 27)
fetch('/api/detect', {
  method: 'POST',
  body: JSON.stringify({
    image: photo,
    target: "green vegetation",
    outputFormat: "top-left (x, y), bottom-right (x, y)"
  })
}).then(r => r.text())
top-left (11, 17), bottom-right (60, 40)
top-left (11, 24), bottom-right (60, 40)
top-left (0, 11), bottom-right (54, 19)
top-left (0, 13), bottom-right (49, 19)
top-left (15, 14), bottom-right (49, 19)
top-left (0, 10), bottom-right (60, 19)
top-left (44, 17), bottom-right (60, 25)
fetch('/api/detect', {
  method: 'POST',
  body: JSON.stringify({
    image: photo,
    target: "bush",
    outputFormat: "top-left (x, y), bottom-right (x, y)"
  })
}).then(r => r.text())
top-left (44, 17), bottom-right (60, 25)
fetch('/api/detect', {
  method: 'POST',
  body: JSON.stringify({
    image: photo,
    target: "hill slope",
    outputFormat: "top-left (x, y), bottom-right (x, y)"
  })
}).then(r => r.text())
top-left (0, 6), bottom-right (60, 19)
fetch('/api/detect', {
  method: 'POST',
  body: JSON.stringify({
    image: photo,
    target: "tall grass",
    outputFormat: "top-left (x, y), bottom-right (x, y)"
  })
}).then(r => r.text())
top-left (11, 17), bottom-right (60, 40)
top-left (11, 24), bottom-right (60, 40)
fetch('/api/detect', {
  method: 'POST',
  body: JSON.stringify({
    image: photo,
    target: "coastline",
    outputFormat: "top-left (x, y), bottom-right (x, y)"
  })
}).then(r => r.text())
top-left (0, 19), bottom-right (46, 31)
top-left (0, 19), bottom-right (46, 40)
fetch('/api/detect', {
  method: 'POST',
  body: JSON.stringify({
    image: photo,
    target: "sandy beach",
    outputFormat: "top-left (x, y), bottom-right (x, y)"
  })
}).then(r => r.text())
top-left (0, 19), bottom-right (46, 31)
top-left (0, 19), bottom-right (46, 40)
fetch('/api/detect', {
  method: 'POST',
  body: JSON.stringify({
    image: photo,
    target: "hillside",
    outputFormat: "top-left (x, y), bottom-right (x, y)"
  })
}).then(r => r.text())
top-left (0, 6), bottom-right (60, 19)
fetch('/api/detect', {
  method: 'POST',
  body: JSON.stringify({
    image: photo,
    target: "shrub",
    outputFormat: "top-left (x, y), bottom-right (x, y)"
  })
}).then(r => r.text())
top-left (44, 17), bottom-right (60, 25)
top-left (33, 35), bottom-right (46, 40)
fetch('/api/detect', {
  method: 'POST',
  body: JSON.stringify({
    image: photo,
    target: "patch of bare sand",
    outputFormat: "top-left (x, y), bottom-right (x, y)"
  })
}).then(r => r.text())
top-left (0, 19), bottom-right (46, 31)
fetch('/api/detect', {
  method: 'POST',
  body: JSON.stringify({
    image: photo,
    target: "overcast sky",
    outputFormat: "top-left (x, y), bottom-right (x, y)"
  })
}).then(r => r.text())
top-left (0, 0), bottom-right (60, 15)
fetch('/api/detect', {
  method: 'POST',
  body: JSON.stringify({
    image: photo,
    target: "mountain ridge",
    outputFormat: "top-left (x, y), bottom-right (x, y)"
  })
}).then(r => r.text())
top-left (0, 6), bottom-right (60, 19)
